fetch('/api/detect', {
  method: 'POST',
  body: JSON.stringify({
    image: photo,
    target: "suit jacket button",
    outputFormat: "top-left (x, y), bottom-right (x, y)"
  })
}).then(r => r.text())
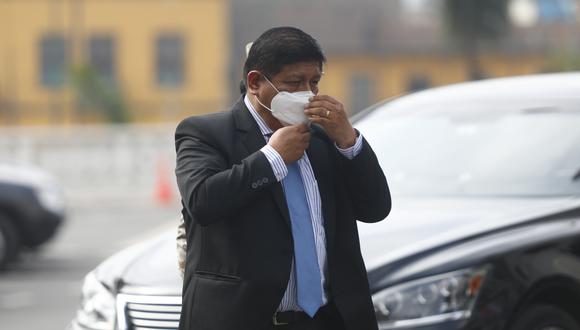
top-left (263, 177), bottom-right (269, 184)
top-left (252, 182), bottom-right (258, 189)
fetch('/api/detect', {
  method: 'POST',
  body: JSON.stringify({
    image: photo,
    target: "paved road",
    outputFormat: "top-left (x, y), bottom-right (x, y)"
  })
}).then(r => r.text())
top-left (0, 199), bottom-right (180, 330)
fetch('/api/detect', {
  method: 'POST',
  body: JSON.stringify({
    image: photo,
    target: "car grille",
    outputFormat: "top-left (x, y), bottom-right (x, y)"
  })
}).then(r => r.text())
top-left (116, 293), bottom-right (182, 330)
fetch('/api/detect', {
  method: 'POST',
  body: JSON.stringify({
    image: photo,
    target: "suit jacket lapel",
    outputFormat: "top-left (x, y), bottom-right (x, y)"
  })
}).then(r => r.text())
top-left (232, 98), bottom-right (265, 156)
top-left (232, 97), bottom-right (292, 229)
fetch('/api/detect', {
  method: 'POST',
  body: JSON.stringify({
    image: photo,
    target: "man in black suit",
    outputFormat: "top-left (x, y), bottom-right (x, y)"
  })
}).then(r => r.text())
top-left (175, 27), bottom-right (391, 330)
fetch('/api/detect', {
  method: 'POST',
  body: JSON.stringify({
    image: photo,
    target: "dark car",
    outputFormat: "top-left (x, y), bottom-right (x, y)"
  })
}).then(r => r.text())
top-left (0, 164), bottom-right (66, 269)
top-left (70, 73), bottom-right (580, 330)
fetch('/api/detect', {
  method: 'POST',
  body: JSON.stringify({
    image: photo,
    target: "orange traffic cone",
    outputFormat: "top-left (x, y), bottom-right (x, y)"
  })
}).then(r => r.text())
top-left (155, 158), bottom-right (173, 206)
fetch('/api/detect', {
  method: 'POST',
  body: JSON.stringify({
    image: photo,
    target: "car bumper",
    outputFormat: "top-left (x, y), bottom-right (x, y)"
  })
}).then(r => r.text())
top-left (21, 209), bottom-right (64, 247)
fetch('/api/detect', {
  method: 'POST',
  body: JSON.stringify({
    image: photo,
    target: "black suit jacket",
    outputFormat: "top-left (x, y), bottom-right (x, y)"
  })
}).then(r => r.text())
top-left (175, 98), bottom-right (391, 330)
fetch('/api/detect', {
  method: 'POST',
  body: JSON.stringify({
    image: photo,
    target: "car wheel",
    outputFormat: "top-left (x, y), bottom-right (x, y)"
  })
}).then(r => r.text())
top-left (510, 304), bottom-right (580, 330)
top-left (0, 215), bottom-right (20, 269)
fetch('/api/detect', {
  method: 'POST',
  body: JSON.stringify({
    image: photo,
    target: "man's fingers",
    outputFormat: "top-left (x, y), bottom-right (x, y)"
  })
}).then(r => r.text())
top-left (306, 100), bottom-right (335, 110)
top-left (309, 116), bottom-right (331, 126)
top-left (304, 107), bottom-right (324, 117)
top-left (309, 94), bottom-right (340, 105)
top-left (305, 107), bottom-right (337, 119)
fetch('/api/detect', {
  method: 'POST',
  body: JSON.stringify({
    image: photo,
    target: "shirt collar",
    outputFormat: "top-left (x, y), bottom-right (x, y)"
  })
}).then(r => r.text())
top-left (244, 94), bottom-right (274, 137)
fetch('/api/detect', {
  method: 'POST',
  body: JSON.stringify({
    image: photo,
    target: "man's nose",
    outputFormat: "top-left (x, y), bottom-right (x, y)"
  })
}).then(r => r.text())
top-left (298, 81), bottom-right (311, 92)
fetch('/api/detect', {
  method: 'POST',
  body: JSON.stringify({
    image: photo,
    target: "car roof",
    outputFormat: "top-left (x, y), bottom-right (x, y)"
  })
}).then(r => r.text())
top-left (378, 72), bottom-right (580, 116)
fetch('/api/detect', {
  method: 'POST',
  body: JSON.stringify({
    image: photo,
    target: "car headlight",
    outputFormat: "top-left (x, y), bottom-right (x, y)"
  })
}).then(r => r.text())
top-left (372, 267), bottom-right (488, 329)
top-left (36, 185), bottom-right (66, 215)
top-left (73, 272), bottom-right (116, 330)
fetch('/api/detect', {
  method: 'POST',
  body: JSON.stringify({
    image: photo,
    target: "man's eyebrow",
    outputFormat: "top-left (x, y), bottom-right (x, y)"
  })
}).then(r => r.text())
top-left (284, 73), bottom-right (322, 80)
top-left (283, 73), bottom-right (303, 80)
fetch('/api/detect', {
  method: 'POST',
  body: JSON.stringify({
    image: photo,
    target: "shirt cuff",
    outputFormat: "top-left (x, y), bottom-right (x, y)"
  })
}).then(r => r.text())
top-left (260, 144), bottom-right (288, 182)
top-left (336, 130), bottom-right (363, 160)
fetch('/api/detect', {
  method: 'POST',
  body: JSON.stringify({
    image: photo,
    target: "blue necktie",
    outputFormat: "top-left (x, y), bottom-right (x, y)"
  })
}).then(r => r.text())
top-left (282, 161), bottom-right (323, 317)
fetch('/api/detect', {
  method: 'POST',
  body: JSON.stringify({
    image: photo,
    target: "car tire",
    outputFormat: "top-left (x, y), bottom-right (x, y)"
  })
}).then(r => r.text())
top-left (0, 215), bottom-right (20, 270)
top-left (510, 304), bottom-right (580, 330)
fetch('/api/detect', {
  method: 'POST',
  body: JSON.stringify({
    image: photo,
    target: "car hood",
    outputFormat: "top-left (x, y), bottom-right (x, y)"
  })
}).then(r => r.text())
top-left (98, 196), bottom-right (580, 294)
top-left (94, 229), bottom-right (183, 295)
top-left (358, 196), bottom-right (580, 271)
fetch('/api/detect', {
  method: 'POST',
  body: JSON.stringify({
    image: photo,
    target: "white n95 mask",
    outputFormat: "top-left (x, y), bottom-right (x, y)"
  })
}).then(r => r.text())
top-left (256, 76), bottom-right (314, 126)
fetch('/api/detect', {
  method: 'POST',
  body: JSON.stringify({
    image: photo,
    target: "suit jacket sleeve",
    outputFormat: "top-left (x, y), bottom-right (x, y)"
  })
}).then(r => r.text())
top-left (338, 136), bottom-right (391, 223)
top-left (175, 117), bottom-right (277, 226)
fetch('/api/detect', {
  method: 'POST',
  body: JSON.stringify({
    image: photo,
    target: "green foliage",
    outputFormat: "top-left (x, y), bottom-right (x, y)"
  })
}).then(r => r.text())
top-left (444, 0), bottom-right (511, 80)
top-left (444, 0), bottom-right (510, 41)
top-left (69, 65), bottom-right (130, 123)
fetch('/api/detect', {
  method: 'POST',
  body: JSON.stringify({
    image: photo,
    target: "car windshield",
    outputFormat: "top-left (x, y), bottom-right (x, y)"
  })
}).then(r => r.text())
top-left (356, 99), bottom-right (580, 197)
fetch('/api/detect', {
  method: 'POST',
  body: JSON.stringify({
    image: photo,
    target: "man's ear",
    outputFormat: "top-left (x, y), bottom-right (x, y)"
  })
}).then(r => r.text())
top-left (246, 71), bottom-right (262, 96)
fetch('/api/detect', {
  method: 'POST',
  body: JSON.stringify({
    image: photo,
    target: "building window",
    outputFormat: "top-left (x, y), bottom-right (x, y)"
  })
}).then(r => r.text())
top-left (40, 34), bottom-right (67, 88)
top-left (156, 34), bottom-right (185, 88)
top-left (350, 73), bottom-right (374, 115)
top-left (88, 35), bottom-right (116, 84)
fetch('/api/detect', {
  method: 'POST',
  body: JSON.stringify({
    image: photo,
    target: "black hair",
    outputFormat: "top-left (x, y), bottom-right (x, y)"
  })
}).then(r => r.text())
top-left (241, 26), bottom-right (326, 94)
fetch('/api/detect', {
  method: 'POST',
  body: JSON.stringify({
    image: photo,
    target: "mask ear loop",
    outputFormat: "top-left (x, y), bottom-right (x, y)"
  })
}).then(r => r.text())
top-left (256, 95), bottom-right (273, 112)
top-left (262, 74), bottom-right (280, 93)
top-left (255, 73), bottom-right (279, 112)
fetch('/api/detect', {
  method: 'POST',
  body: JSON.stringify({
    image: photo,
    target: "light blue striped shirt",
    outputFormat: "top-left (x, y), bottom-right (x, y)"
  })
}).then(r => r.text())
top-left (243, 95), bottom-right (363, 312)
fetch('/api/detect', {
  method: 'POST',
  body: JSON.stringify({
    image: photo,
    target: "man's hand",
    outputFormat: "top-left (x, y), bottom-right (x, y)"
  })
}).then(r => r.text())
top-left (304, 95), bottom-right (357, 148)
top-left (268, 124), bottom-right (311, 164)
